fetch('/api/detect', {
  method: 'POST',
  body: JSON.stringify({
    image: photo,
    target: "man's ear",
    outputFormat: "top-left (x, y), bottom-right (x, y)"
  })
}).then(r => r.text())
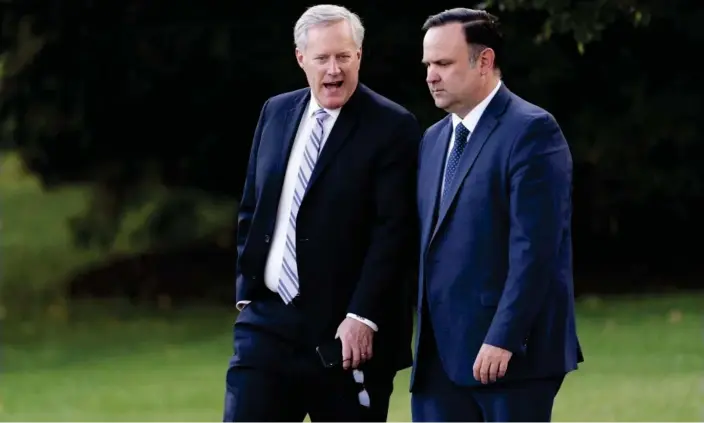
top-left (295, 48), bottom-right (305, 69)
top-left (479, 47), bottom-right (495, 73)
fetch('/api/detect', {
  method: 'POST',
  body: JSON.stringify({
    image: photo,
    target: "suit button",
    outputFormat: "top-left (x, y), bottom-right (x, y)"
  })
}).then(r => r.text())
top-left (264, 235), bottom-right (271, 243)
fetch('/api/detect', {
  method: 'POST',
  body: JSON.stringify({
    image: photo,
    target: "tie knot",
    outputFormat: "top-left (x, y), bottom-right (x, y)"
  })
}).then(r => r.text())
top-left (313, 108), bottom-right (329, 122)
top-left (455, 122), bottom-right (470, 145)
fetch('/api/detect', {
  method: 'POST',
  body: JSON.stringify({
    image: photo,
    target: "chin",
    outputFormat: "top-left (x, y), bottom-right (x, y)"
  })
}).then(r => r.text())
top-left (319, 93), bottom-right (348, 110)
top-left (434, 99), bottom-right (448, 109)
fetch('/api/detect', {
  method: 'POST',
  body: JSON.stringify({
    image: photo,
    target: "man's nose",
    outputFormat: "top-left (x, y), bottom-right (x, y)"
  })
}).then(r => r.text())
top-left (327, 59), bottom-right (341, 74)
top-left (426, 67), bottom-right (439, 83)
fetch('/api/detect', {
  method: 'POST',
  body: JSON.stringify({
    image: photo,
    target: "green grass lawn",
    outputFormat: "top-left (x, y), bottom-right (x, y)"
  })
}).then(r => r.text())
top-left (2, 293), bottom-right (703, 421)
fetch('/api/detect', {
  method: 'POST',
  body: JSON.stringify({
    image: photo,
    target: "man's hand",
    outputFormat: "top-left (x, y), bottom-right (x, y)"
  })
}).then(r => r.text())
top-left (336, 317), bottom-right (374, 370)
top-left (473, 343), bottom-right (513, 384)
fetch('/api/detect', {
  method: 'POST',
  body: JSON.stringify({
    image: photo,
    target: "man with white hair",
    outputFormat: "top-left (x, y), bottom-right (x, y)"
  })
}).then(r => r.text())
top-left (222, 4), bottom-right (420, 421)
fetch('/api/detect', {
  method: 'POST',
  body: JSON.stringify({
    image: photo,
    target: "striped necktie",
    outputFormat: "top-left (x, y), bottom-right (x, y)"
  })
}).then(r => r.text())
top-left (278, 108), bottom-right (330, 303)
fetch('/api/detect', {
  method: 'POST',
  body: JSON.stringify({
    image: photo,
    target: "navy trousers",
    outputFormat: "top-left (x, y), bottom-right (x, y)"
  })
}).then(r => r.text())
top-left (223, 295), bottom-right (395, 422)
top-left (411, 310), bottom-right (565, 422)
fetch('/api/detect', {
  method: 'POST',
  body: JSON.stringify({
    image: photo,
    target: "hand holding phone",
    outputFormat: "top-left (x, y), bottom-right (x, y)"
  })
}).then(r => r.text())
top-left (315, 338), bottom-right (343, 368)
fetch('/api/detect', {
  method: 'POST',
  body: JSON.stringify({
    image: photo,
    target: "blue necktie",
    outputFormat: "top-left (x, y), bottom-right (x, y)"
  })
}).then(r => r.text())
top-left (441, 122), bottom-right (470, 202)
top-left (278, 108), bottom-right (330, 304)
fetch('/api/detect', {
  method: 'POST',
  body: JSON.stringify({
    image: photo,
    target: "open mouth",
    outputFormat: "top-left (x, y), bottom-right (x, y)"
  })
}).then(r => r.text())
top-left (323, 81), bottom-right (344, 89)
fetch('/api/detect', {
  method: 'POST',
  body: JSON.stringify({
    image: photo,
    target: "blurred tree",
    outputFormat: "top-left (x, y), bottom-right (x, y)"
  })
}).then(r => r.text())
top-left (0, 0), bottom-right (701, 286)
top-left (0, 1), bottom-right (250, 249)
top-left (481, 0), bottom-right (653, 52)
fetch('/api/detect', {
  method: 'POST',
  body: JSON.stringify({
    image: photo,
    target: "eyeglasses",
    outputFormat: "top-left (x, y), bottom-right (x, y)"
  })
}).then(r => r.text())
top-left (352, 369), bottom-right (370, 408)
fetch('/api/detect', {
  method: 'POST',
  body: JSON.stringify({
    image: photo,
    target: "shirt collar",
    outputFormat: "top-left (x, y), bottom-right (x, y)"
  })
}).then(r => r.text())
top-left (451, 80), bottom-right (502, 132)
top-left (308, 93), bottom-right (342, 119)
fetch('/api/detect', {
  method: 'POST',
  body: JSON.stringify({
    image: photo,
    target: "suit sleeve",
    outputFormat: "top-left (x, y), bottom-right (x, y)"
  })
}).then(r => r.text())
top-left (346, 112), bottom-right (422, 328)
top-left (235, 99), bottom-right (270, 307)
top-left (484, 113), bottom-right (573, 353)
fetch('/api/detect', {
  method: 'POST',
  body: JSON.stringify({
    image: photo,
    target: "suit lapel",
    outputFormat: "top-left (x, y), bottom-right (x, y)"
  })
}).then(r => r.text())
top-left (420, 118), bottom-right (451, 256)
top-left (429, 84), bottom-right (512, 244)
top-left (307, 85), bottom-right (362, 190)
top-left (259, 90), bottom-right (308, 230)
top-left (278, 92), bottom-right (310, 174)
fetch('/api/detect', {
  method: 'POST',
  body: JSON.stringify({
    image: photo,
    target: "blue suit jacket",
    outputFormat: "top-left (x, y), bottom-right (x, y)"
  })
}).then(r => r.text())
top-left (412, 83), bottom-right (583, 388)
top-left (234, 84), bottom-right (419, 373)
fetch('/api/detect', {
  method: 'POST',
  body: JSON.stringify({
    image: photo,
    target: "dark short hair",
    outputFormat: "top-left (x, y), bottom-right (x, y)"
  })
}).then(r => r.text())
top-left (422, 8), bottom-right (503, 70)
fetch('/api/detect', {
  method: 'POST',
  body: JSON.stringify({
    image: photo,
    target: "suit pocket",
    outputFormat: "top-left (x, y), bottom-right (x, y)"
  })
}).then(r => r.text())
top-left (235, 301), bottom-right (256, 324)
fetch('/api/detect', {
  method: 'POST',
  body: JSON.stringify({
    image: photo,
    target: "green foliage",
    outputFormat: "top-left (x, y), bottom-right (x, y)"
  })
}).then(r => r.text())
top-left (480, 0), bottom-right (651, 51)
top-left (0, 5), bottom-right (243, 250)
top-left (0, 0), bottom-right (702, 266)
top-left (67, 182), bottom-right (236, 251)
top-left (0, 154), bottom-right (102, 304)
top-left (0, 152), bottom-right (235, 307)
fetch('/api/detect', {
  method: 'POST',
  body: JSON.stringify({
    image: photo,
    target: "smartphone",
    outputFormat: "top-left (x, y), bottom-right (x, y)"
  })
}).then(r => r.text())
top-left (315, 338), bottom-right (343, 368)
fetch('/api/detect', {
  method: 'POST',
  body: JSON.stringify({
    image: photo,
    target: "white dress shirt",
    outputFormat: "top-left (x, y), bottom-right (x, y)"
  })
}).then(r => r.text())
top-left (441, 80), bottom-right (502, 193)
top-left (236, 94), bottom-right (378, 332)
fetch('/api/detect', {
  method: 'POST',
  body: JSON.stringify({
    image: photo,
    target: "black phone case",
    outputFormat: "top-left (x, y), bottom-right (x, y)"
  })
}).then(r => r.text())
top-left (316, 338), bottom-right (343, 368)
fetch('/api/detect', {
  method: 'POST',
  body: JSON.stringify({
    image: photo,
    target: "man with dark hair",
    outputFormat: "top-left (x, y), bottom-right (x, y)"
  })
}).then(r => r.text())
top-left (411, 7), bottom-right (583, 422)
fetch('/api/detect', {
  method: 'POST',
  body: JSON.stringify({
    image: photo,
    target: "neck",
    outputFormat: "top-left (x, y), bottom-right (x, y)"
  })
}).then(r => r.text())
top-left (454, 76), bottom-right (500, 119)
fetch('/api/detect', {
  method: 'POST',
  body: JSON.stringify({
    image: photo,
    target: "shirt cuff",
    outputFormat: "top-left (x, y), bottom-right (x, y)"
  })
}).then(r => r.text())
top-left (236, 300), bottom-right (251, 311)
top-left (347, 313), bottom-right (378, 332)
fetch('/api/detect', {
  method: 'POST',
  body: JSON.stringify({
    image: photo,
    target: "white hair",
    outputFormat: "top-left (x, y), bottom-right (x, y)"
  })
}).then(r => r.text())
top-left (293, 4), bottom-right (365, 51)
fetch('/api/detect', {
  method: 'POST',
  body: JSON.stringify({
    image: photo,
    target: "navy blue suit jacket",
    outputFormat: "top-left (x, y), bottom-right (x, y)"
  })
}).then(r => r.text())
top-left (235, 84), bottom-right (420, 373)
top-left (412, 83), bottom-right (583, 388)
